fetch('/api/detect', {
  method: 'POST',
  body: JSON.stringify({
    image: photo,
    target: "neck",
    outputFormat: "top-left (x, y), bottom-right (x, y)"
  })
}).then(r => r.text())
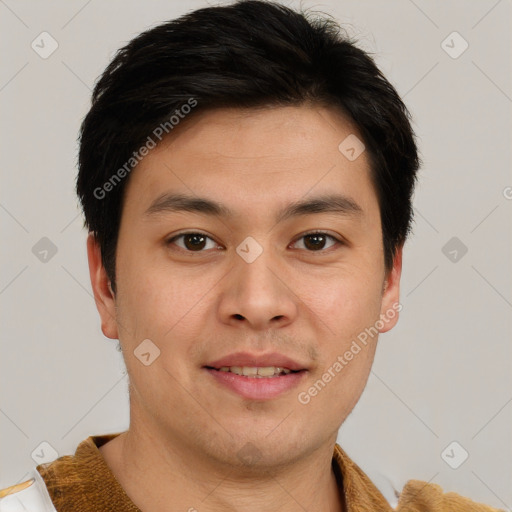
top-left (100, 420), bottom-right (345, 512)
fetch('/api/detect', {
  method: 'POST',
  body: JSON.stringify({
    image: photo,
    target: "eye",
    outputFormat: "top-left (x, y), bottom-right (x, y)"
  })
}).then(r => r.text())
top-left (167, 232), bottom-right (220, 252)
top-left (166, 230), bottom-right (342, 253)
top-left (291, 231), bottom-right (341, 252)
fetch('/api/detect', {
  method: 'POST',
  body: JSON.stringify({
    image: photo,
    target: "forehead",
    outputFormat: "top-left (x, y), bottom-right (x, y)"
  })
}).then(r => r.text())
top-left (122, 105), bottom-right (378, 222)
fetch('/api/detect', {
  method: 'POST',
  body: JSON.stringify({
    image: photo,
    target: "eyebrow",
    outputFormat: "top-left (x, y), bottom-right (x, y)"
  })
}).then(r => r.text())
top-left (144, 192), bottom-right (363, 223)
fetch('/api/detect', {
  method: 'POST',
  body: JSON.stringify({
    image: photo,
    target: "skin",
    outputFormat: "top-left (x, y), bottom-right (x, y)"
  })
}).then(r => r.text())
top-left (88, 104), bottom-right (403, 512)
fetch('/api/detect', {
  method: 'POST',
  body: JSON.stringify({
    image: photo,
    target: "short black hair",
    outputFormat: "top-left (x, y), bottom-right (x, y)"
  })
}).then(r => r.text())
top-left (77, 0), bottom-right (420, 292)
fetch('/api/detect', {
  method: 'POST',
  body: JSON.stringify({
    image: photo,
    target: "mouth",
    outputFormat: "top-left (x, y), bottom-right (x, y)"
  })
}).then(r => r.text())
top-left (205, 365), bottom-right (299, 377)
top-left (204, 352), bottom-right (308, 400)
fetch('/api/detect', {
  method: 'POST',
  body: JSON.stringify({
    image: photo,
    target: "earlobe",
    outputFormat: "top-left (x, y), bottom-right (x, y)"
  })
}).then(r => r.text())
top-left (379, 245), bottom-right (403, 334)
top-left (86, 233), bottom-right (119, 340)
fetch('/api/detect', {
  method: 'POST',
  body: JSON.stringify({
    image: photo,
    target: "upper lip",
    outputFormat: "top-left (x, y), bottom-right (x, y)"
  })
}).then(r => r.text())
top-left (205, 352), bottom-right (307, 372)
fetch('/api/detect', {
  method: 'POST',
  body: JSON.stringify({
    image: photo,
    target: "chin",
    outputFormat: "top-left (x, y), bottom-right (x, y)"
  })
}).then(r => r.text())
top-left (211, 428), bottom-right (318, 471)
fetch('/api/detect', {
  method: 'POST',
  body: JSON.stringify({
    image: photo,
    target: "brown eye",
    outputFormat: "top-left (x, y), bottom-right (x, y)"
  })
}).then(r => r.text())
top-left (292, 232), bottom-right (339, 251)
top-left (167, 232), bottom-right (218, 252)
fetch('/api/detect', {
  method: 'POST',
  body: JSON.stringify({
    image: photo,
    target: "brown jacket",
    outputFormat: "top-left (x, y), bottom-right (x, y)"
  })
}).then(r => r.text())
top-left (1, 433), bottom-right (503, 511)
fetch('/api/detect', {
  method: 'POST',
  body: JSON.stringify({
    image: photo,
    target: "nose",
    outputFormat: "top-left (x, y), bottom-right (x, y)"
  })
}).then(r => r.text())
top-left (217, 245), bottom-right (298, 331)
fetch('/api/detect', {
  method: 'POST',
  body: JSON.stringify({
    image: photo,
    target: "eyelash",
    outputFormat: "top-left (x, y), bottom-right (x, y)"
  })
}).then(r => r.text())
top-left (166, 230), bottom-right (343, 254)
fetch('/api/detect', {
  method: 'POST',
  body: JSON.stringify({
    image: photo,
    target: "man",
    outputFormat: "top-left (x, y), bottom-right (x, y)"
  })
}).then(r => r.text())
top-left (0, 1), bottom-right (502, 510)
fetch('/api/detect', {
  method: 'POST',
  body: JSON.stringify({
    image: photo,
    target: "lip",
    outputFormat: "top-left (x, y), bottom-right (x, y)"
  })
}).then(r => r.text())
top-left (206, 352), bottom-right (307, 372)
top-left (205, 367), bottom-right (306, 400)
top-left (204, 351), bottom-right (308, 401)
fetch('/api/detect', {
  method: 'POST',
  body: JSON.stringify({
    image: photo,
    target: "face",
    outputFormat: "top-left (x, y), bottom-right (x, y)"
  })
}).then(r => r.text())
top-left (88, 105), bottom-right (402, 470)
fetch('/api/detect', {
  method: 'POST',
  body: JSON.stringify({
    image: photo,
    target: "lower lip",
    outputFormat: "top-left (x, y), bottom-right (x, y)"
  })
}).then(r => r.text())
top-left (205, 368), bottom-right (306, 400)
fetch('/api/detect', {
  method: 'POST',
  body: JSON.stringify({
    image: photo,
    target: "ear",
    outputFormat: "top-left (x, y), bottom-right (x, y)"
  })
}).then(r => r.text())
top-left (378, 245), bottom-right (403, 334)
top-left (87, 233), bottom-right (119, 340)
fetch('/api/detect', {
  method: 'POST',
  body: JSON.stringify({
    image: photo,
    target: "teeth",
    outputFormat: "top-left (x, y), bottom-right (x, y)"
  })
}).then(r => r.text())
top-left (217, 366), bottom-right (293, 377)
top-left (256, 366), bottom-right (277, 377)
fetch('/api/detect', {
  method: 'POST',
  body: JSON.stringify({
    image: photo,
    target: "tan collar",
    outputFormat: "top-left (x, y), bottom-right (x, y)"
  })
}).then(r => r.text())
top-left (332, 443), bottom-right (393, 512)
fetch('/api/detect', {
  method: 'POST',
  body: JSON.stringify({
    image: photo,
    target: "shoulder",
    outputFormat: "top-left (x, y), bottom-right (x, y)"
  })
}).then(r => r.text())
top-left (397, 479), bottom-right (506, 511)
top-left (0, 434), bottom-right (118, 512)
top-left (0, 469), bottom-right (57, 512)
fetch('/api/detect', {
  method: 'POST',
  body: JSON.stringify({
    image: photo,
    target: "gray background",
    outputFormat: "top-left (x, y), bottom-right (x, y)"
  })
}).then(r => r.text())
top-left (1, 0), bottom-right (510, 509)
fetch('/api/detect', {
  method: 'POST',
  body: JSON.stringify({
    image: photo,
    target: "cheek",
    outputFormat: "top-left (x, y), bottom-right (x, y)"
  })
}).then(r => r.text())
top-left (311, 268), bottom-right (383, 409)
top-left (114, 259), bottom-right (218, 383)
top-left (115, 266), bottom-right (208, 409)
top-left (116, 252), bottom-right (200, 336)
top-left (299, 265), bottom-right (384, 340)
